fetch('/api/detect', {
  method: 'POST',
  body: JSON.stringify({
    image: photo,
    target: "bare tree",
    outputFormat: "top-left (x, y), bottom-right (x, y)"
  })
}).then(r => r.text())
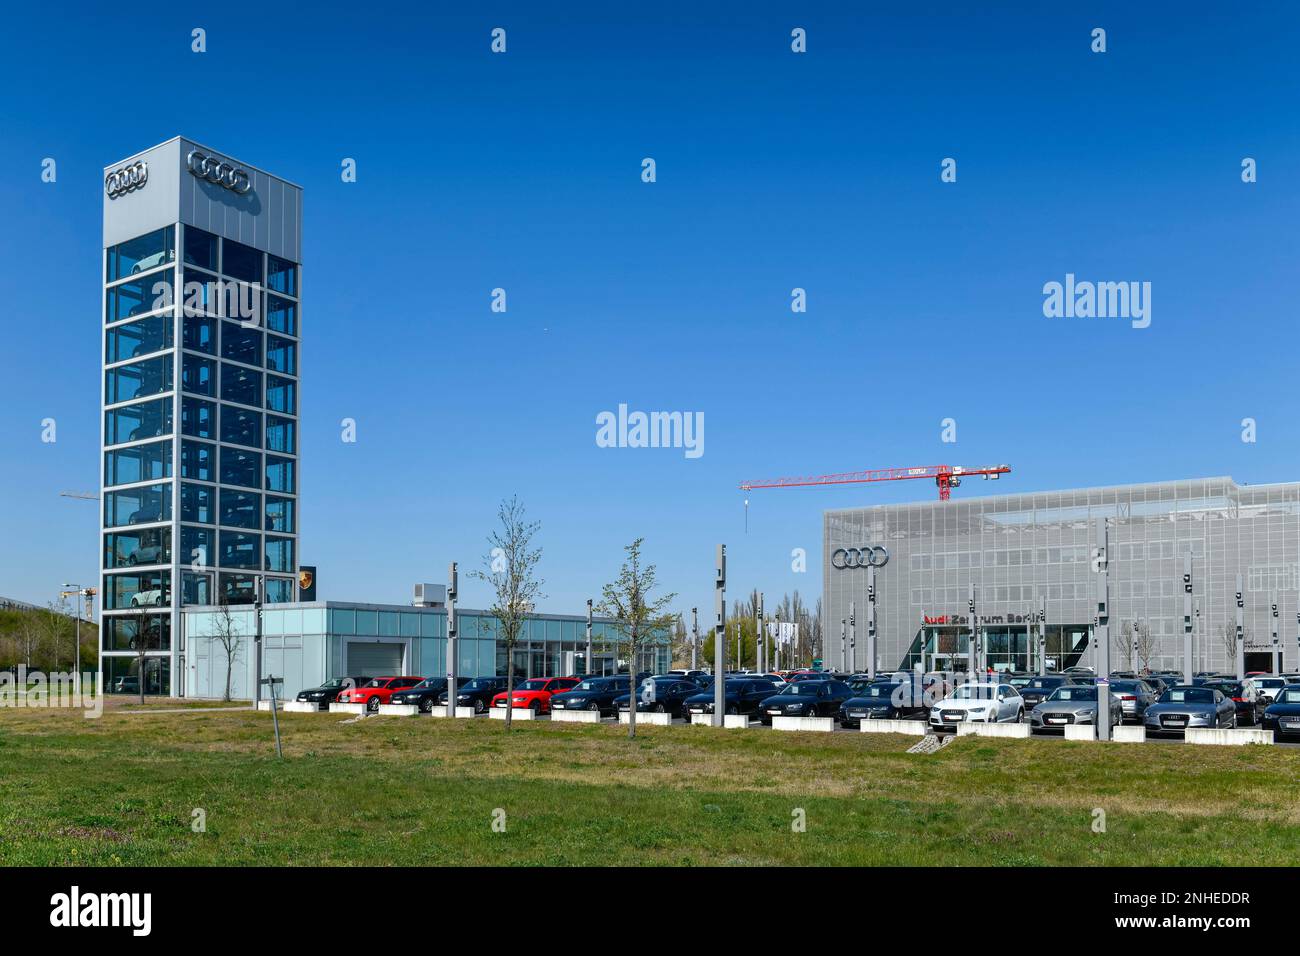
top-left (471, 496), bottom-right (544, 730)
top-left (1134, 620), bottom-right (1157, 673)
top-left (597, 538), bottom-right (677, 739)
top-left (211, 600), bottom-right (244, 701)
top-left (1116, 622), bottom-right (1135, 671)
top-left (1221, 622), bottom-right (1241, 669)
top-left (128, 604), bottom-right (160, 703)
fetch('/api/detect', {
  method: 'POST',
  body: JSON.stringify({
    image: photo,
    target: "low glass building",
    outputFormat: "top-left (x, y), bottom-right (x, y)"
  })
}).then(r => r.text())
top-left (825, 477), bottom-right (1299, 674)
top-left (180, 601), bottom-right (670, 700)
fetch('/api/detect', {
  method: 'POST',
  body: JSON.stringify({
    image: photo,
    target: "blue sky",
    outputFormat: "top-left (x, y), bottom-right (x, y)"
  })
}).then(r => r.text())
top-left (1, 3), bottom-right (1297, 619)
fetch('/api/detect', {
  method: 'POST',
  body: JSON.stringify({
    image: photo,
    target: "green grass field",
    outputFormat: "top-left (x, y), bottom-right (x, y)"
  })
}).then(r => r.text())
top-left (1, 704), bottom-right (1297, 866)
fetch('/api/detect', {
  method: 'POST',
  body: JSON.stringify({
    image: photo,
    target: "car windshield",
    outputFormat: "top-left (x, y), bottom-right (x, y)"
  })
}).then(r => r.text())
top-left (518, 680), bottom-right (547, 691)
top-left (783, 683), bottom-right (824, 696)
top-left (1049, 687), bottom-right (1096, 701)
top-left (462, 679), bottom-right (494, 691)
top-left (1162, 688), bottom-right (1214, 704)
top-left (951, 686), bottom-right (995, 699)
top-left (1026, 678), bottom-right (1061, 689)
top-left (860, 684), bottom-right (897, 698)
top-left (1258, 678), bottom-right (1284, 688)
top-left (1110, 682), bottom-right (1142, 692)
top-left (322, 678), bottom-right (352, 689)
top-left (1205, 682), bottom-right (1240, 695)
top-left (411, 678), bottom-right (441, 690)
top-left (1275, 689), bottom-right (1300, 704)
top-left (575, 680), bottom-right (608, 691)
top-left (363, 678), bottom-right (386, 688)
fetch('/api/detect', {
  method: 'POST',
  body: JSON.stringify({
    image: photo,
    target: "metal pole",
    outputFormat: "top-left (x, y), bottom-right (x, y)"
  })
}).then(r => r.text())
top-left (1182, 555), bottom-right (1194, 686)
top-left (1038, 595), bottom-right (1047, 677)
top-left (848, 601), bottom-right (856, 675)
top-left (756, 593), bottom-right (764, 673)
top-left (967, 583), bottom-right (979, 678)
top-left (713, 545), bottom-right (726, 726)
top-left (1235, 574), bottom-right (1245, 680)
top-left (690, 607), bottom-right (698, 670)
top-left (446, 562), bottom-right (458, 717)
top-left (265, 675), bottom-right (283, 758)
top-left (1270, 591), bottom-right (1280, 675)
top-left (839, 619), bottom-right (846, 674)
top-left (585, 598), bottom-right (593, 677)
top-left (1094, 519), bottom-right (1111, 741)
top-left (866, 565), bottom-right (877, 680)
top-left (254, 577), bottom-right (264, 704)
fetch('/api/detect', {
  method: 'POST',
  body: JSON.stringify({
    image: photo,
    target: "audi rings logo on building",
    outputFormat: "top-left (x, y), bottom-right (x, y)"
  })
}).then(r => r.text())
top-left (831, 546), bottom-right (890, 570)
top-left (187, 150), bottom-right (252, 194)
top-left (105, 161), bottom-right (148, 198)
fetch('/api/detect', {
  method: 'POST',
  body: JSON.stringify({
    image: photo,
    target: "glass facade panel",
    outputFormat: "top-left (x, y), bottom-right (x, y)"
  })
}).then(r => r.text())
top-left (265, 537), bottom-right (294, 573)
top-left (181, 397), bottom-right (215, 439)
top-left (265, 456), bottom-right (295, 493)
top-left (104, 483), bottom-right (171, 528)
top-left (180, 526), bottom-right (214, 568)
top-left (181, 571), bottom-right (212, 606)
top-left (222, 239), bottom-right (262, 284)
top-left (266, 335), bottom-right (296, 374)
top-left (183, 314), bottom-right (215, 354)
top-left (219, 530), bottom-right (261, 569)
top-left (107, 227), bottom-right (174, 282)
top-left (181, 355), bottom-right (215, 396)
top-left (103, 654), bottom-right (172, 695)
top-left (221, 447), bottom-right (262, 488)
top-left (106, 272), bottom-right (173, 322)
top-left (265, 416), bottom-right (295, 454)
top-left (220, 489), bottom-right (261, 529)
top-left (180, 483), bottom-right (213, 524)
top-left (267, 255), bottom-right (297, 296)
top-left (104, 440), bottom-right (171, 486)
top-left (105, 398), bottom-right (172, 445)
top-left (103, 571), bottom-right (169, 610)
top-left (221, 364), bottom-right (262, 406)
top-left (183, 226), bottom-right (218, 271)
top-left (220, 406), bottom-right (262, 448)
top-left (104, 526), bottom-right (171, 568)
top-left (103, 615), bottom-right (172, 652)
top-left (106, 314), bottom-right (172, 363)
top-left (266, 294), bottom-right (297, 335)
top-left (266, 375), bottom-right (296, 413)
top-left (221, 321), bottom-right (263, 366)
top-left (105, 356), bottom-right (172, 405)
top-left (265, 578), bottom-right (294, 603)
top-left (180, 440), bottom-right (214, 481)
top-left (265, 496), bottom-right (295, 533)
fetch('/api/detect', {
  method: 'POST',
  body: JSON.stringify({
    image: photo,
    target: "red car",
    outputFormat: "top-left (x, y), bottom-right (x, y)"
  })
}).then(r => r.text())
top-left (491, 676), bottom-right (580, 714)
top-left (337, 676), bottom-right (424, 713)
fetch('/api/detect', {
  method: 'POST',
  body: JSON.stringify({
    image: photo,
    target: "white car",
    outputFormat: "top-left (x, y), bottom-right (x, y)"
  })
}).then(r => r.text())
top-left (1244, 676), bottom-right (1287, 703)
top-left (929, 681), bottom-right (1025, 730)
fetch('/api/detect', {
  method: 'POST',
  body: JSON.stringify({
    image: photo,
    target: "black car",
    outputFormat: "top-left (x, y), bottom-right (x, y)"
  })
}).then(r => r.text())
top-left (758, 679), bottom-right (855, 724)
top-left (838, 681), bottom-right (926, 728)
top-left (1201, 680), bottom-right (1264, 726)
top-left (390, 676), bottom-right (474, 712)
top-left (550, 676), bottom-right (632, 716)
top-left (436, 676), bottom-right (509, 714)
top-left (295, 676), bottom-right (369, 708)
top-left (1261, 685), bottom-right (1300, 738)
top-left (1018, 675), bottom-right (1079, 709)
top-left (683, 678), bottom-right (779, 718)
top-left (614, 677), bottom-right (701, 717)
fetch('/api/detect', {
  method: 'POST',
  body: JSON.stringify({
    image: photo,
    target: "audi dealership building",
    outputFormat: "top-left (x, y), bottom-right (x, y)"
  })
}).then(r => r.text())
top-left (824, 476), bottom-right (1300, 675)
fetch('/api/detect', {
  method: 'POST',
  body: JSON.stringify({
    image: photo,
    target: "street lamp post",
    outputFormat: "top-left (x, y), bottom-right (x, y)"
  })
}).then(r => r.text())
top-left (61, 583), bottom-right (84, 696)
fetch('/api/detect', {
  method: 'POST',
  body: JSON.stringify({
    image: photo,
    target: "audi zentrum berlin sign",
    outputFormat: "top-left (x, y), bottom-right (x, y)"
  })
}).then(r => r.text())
top-left (105, 161), bottom-right (147, 198)
top-left (831, 546), bottom-right (889, 569)
top-left (187, 150), bottom-right (252, 194)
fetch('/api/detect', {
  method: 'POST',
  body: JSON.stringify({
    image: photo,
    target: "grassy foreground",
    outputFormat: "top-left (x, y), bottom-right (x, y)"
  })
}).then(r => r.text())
top-left (1, 704), bottom-right (1297, 866)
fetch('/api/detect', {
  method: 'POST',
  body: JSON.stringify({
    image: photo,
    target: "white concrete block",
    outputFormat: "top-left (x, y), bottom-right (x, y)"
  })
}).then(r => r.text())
top-left (1064, 724), bottom-right (1097, 741)
top-left (860, 719), bottom-right (929, 736)
top-left (328, 703), bottom-right (365, 715)
top-left (1112, 725), bottom-right (1146, 743)
top-left (690, 713), bottom-right (714, 726)
top-left (427, 706), bottom-right (477, 718)
top-left (377, 703), bottom-right (419, 717)
top-left (551, 709), bottom-right (602, 723)
top-left (281, 701), bottom-right (321, 714)
top-left (958, 721), bottom-right (1031, 738)
top-left (1186, 728), bottom-right (1274, 746)
top-left (724, 714), bottom-right (752, 729)
top-left (619, 711), bottom-right (672, 725)
top-left (771, 715), bottom-right (834, 732)
top-left (489, 706), bottom-right (538, 720)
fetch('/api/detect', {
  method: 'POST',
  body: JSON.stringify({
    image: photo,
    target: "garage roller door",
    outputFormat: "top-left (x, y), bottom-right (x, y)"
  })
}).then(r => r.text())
top-left (347, 642), bottom-right (403, 677)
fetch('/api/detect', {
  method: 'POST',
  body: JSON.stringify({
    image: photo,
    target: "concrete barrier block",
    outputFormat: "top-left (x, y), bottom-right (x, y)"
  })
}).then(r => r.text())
top-left (619, 711), bottom-right (672, 725)
top-left (690, 713), bottom-right (714, 726)
top-left (281, 701), bottom-right (321, 714)
top-left (328, 703), bottom-right (365, 715)
top-left (860, 719), bottom-right (929, 736)
top-left (1112, 725), bottom-right (1146, 743)
top-left (551, 709), bottom-right (602, 723)
top-left (377, 703), bottom-right (419, 717)
top-left (771, 716), bottom-right (834, 732)
top-left (724, 714), bottom-right (752, 729)
top-left (489, 707), bottom-right (538, 720)
top-left (958, 721), bottom-right (1032, 738)
top-left (1186, 727), bottom-right (1274, 746)
top-left (427, 706), bottom-right (477, 718)
top-left (1063, 724), bottom-right (1097, 741)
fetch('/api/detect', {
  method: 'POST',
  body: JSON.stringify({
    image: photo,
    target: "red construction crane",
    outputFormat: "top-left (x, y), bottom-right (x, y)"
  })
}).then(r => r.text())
top-left (739, 463), bottom-right (1012, 501)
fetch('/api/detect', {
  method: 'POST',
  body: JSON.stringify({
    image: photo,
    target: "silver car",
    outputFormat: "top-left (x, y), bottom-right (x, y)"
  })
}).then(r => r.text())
top-left (1030, 684), bottom-right (1123, 731)
top-left (1143, 685), bottom-right (1236, 735)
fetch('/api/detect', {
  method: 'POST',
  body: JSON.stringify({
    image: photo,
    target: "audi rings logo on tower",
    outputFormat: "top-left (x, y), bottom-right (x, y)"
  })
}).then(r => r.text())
top-left (105, 161), bottom-right (148, 198)
top-left (187, 150), bottom-right (252, 194)
top-left (831, 546), bottom-right (889, 570)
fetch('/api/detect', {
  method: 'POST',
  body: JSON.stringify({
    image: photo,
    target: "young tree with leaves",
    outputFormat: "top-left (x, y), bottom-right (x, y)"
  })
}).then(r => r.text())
top-left (471, 496), bottom-right (544, 730)
top-left (597, 538), bottom-right (677, 739)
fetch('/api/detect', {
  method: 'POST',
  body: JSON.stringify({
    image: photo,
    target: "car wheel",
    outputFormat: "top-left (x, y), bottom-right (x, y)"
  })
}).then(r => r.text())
top-left (366, 697), bottom-right (379, 713)
top-left (419, 698), bottom-right (433, 713)
top-left (1015, 708), bottom-right (1024, 723)
top-left (473, 699), bottom-right (485, 714)
top-left (726, 704), bottom-right (739, 715)
top-left (530, 700), bottom-right (541, 714)
top-left (653, 702), bottom-right (665, 713)
top-left (587, 701), bottom-right (601, 712)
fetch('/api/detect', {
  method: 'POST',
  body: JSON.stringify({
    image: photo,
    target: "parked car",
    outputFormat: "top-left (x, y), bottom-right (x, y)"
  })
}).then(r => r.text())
top-left (683, 678), bottom-right (779, 718)
top-left (1029, 684), bottom-right (1123, 732)
top-left (1260, 686), bottom-right (1300, 739)
top-left (614, 677), bottom-right (701, 717)
top-left (758, 679), bottom-right (855, 724)
top-left (1244, 676), bottom-right (1288, 704)
top-left (1140, 675), bottom-right (1169, 695)
top-left (1201, 679), bottom-right (1265, 726)
top-left (129, 589), bottom-right (165, 607)
top-left (1143, 685), bottom-right (1236, 736)
top-left (491, 676), bottom-right (580, 713)
top-left (295, 675), bottom-right (369, 708)
top-left (390, 676), bottom-right (475, 713)
top-left (438, 676), bottom-right (508, 714)
top-left (1018, 675), bottom-right (1078, 709)
top-left (550, 676), bottom-right (631, 716)
top-left (132, 250), bottom-right (172, 273)
top-left (666, 669), bottom-right (708, 682)
top-left (337, 676), bottom-right (424, 713)
top-left (838, 681), bottom-right (927, 728)
top-left (1108, 679), bottom-right (1159, 722)
top-left (929, 682), bottom-right (1025, 730)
